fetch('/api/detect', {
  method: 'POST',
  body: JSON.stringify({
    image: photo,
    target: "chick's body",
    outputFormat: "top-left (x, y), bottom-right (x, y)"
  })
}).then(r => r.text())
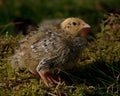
top-left (11, 17), bottom-right (90, 87)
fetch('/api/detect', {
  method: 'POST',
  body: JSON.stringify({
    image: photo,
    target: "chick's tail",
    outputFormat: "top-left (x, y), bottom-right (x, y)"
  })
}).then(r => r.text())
top-left (10, 52), bottom-right (25, 70)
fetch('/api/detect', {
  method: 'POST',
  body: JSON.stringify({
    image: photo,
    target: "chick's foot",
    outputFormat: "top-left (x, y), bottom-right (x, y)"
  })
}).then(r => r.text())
top-left (38, 70), bottom-right (60, 87)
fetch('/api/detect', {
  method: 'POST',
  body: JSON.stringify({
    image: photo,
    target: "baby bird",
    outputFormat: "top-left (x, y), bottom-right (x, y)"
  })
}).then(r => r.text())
top-left (11, 17), bottom-right (91, 87)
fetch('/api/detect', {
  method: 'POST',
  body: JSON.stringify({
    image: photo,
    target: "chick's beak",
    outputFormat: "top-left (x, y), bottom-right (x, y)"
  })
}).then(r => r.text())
top-left (83, 23), bottom-right (91, 28)
top-left (81, 23), bottom-right (91, 37)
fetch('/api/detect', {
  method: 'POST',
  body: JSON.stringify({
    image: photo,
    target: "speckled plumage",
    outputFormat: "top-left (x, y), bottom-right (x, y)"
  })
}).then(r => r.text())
top-left (11, 17), bottom-right (91, 87)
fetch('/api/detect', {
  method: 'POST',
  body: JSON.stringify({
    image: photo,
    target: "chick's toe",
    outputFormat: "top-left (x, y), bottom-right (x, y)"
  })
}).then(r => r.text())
top-left (38, 70), bottom-right (59, 87)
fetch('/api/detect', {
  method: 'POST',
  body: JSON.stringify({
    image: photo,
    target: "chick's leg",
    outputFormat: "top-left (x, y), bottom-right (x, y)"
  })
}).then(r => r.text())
top-left (38, 70), bottom-right (59, 87)
top-left (36, 57), bottom-right (60, 87)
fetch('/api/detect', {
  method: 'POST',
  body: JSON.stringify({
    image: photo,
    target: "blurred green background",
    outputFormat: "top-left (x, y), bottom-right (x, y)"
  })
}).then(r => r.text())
top-left (0, 0), bottom-right (120, 34)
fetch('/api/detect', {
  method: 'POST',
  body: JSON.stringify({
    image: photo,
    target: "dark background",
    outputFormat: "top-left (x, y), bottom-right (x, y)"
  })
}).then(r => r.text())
top-left (0, 0), bottom-right (120, 34)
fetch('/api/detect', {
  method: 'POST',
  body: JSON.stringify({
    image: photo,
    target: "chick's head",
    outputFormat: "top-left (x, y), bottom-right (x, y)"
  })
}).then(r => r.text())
top-left (61, 17), bottom-right (91, 37)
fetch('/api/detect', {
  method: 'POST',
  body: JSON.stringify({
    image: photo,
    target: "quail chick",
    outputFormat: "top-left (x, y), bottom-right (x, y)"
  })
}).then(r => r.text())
top-left (11, 17), bottom-right (91, 87)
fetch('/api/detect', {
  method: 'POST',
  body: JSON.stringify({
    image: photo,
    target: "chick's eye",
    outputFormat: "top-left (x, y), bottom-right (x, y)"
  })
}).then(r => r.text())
top-left (72, 22), bottom-right (77, 26)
